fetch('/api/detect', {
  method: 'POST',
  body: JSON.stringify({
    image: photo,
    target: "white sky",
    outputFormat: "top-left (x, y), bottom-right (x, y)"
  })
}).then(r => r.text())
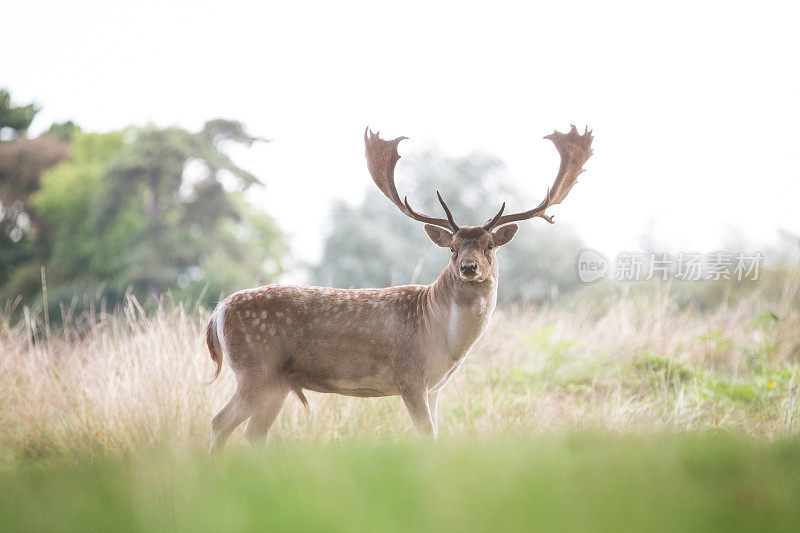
top-left (3, 0), bottom-right (799, 282)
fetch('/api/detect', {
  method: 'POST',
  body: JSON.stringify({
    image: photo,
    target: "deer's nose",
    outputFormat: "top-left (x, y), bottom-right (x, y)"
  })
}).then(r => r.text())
top-left (460, 262), bottom-right (478, 276)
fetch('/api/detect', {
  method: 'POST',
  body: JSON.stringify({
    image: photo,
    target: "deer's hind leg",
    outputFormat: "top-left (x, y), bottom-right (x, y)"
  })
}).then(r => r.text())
top-left (209, 372), bottom-right (267, 454)
top-left (243, 384), bottom-right (289, 446)
top-left (210, 390), bottom-right (252, 454)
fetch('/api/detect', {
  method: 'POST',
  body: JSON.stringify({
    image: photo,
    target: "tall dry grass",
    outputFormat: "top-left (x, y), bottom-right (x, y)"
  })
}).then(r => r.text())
top-left (1, 277), bottom-right (799, 463)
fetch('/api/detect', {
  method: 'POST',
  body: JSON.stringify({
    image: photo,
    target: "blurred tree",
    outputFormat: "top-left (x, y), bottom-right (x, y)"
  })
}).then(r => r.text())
top-left (0, 89), bottom-right (39, 140)
top-left (0, 89), bottom-right (70, 288)
top-left (46, 120), bottom-right (81, 142)
top-left (0, 137), bottom-right (70, 235)
top-left (22, 132), bottom-right (127, 296)
top-left (22, 121), bottom-right (287, 308)
top-left (0, 89), bottom-right (285, 312)
top-left (312, 150), bottom-right (584, 303)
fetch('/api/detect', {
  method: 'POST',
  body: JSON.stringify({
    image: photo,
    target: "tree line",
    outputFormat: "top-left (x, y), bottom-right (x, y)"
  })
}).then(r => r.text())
top-left (0, 89), bottom-right (286, 318)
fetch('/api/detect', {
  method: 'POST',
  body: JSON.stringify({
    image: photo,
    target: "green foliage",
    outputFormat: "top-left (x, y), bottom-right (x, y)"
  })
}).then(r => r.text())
top-left (46, 120), bottom-right (81, 142)
top-left (0, 90), bottom-right (83, 291)
top-left (2, 434), bottom-right (800, 532)
top-left (4, 120), bottom-right (287, 312)
top-left (312, 150), bottom-right (585, 303)
top-left (695, 329), bottom-right (736, 356)
top-left (521, 326), bottom-right (581, 369)
top-left (635, 348), bottom-right (799, 408)
top-left (0, 89), bottom-right (39, 139)
top-left (488, 327), bottom-right (593, 394)
top-left (0, 138), bottom-right (70, 288)
top-left (0, 89), bottom-right (285, 311)
top-left (32, 132), bottom-right (125, 276)
top-left (641, 351), bottom-right (698, 382)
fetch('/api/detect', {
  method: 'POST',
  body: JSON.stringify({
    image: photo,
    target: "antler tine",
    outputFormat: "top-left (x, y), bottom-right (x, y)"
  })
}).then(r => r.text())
top-left (436, 191), bottom-right (459, 232)
top-left (482, 202), bottom-right (506, 230)
top-left (364, 127), bottom-right (456, 231)
top-left (485, 125), bottom-right (593, 230)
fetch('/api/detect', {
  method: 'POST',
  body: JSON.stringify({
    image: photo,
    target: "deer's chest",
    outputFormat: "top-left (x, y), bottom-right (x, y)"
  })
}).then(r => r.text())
top-left (427, 298), bottom-right (494, 391)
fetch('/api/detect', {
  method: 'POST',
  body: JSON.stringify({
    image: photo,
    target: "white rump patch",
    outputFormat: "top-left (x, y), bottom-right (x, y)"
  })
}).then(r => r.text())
top-left (215, 301), bottom-right (228, 357)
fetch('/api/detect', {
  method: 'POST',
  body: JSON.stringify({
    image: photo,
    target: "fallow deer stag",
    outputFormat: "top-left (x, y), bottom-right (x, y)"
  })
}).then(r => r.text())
top-left (205, 125), bottom-right (593, 452)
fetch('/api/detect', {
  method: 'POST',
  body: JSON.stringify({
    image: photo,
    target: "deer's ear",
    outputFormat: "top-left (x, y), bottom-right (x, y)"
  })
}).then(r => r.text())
top-left (493, 224), bottom-right (518, 246)
top-left (424, 225), bottom-right (453, 247)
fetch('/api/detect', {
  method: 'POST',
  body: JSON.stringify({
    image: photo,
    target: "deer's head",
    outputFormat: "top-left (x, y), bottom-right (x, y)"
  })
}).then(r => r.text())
top-left (364, 125), bottom-right (593, 284)
top-left (422, 224), bottom-right (517, 283)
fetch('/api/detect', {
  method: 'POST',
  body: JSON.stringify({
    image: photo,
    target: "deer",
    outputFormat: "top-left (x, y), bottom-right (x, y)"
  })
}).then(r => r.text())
top-left (205, 125), bottom-right (593, 452)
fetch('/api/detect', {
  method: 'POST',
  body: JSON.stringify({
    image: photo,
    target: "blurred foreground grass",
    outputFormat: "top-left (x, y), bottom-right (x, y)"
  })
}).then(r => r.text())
top-left (2, 433), bottom-right (800, 532)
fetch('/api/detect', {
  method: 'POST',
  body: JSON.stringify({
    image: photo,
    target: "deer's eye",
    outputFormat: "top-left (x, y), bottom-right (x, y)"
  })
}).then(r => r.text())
top-left (487, 243), bottom-right (494, 251)
top-left (449, 247), bottom-right (455, 253)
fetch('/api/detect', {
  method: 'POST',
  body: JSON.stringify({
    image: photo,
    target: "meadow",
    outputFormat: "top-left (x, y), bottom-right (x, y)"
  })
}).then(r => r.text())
top-left (1, 275), bottom-right (799, 531)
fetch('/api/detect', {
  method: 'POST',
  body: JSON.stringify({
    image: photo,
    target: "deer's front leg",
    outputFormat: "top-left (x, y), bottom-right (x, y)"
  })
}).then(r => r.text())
top-left (401, 385), bottom-right (435, 437)
top-left (427, 390), bottom-right (439, 437)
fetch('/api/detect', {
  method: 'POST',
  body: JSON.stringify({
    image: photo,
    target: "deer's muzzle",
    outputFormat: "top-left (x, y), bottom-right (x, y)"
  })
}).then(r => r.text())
top-left (460, 261), bottom-right (478, 279)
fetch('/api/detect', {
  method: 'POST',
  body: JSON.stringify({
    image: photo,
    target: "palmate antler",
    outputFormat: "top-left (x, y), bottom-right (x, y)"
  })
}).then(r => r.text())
top-left (484, 125), bottom-right (594, 230)
top-left (364, 128), bottom-right (459, 232)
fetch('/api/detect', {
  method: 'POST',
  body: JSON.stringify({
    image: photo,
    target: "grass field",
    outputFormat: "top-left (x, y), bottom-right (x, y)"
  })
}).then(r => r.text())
top-left (2, 434), bottom-right (800, 532)
top-left (1, 277), bottom-right (799, 530)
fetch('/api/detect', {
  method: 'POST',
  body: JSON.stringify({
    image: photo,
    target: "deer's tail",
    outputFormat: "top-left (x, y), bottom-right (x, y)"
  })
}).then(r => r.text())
top-left (204, 303), bottom-right (226, 385)
top-left (292, 386), bottom-right (310, 413)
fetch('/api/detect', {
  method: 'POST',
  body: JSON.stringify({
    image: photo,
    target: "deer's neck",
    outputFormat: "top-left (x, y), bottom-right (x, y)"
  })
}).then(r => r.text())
top-left (423, 266), bottom-right (498, 360)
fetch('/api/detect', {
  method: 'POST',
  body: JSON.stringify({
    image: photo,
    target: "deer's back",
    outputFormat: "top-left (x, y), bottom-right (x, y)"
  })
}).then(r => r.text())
top-left (219, 284), bottom-right (427, 396)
